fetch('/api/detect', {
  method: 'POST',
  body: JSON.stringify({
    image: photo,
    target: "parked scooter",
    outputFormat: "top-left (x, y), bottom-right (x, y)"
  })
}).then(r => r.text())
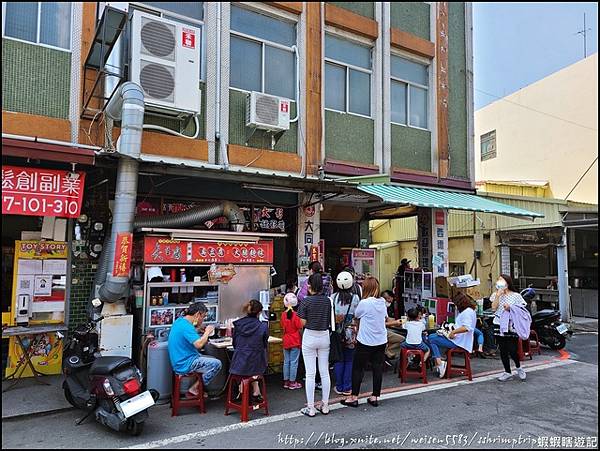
top-left (520, 287), bottom-right (572, 350)
top-left (62, 300), bottom-right (159, 436)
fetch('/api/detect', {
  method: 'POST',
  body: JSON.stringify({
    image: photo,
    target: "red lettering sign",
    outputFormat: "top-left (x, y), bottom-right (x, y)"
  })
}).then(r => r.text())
top-left (182, 29), bottom-right (196, 49)
top-left (113, 233), bottom-right (133, 277)
top-left (280, 101), bottom-right (289, 113)
top-left (2, 166), bottom-right (85, 218)
top-left (143, 236), bottom-right (274, 264)
top-left (435, 211), bottom-right (445, 226)
top-left (310, 245), bottom-right (319, 263)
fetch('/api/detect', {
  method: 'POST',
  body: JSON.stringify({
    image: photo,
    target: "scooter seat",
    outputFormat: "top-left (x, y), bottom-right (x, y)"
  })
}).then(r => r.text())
top-left (90, 356), bottom-right (132, 375)
top-left (532, 309), bottom-right (558, 320)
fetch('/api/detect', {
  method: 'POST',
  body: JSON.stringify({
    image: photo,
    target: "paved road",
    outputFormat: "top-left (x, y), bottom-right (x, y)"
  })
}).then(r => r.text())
top-left (2, 334), bottom-right (598, 449)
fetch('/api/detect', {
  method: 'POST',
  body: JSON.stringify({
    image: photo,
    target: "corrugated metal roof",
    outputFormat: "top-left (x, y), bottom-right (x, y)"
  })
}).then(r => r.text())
top-left (358, 184), bottom-right (544, 219)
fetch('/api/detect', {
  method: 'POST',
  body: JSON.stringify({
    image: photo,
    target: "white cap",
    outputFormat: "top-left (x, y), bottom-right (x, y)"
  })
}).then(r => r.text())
top-left (284, 293), bottom-right (298, 308)
top-left (147, 266), bottom-right (163, 281)
top-left (336, 271), bottom-right (354, 290)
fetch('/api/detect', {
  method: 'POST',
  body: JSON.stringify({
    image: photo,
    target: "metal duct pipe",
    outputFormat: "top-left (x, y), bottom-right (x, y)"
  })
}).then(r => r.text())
top-left (134, 201), bottom-right (245, 231)
top-left (99, 82), bottom-right (145, 303)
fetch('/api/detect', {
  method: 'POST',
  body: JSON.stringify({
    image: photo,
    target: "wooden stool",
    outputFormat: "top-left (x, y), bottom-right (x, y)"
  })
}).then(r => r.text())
top-left (518, 337), bottom-right (533, 361)
top-left (528, 330), bottom-right (542, 355)
top-left (224, 375), bottom-right (269, 422)
top-left (445, 348), bottom-right (473, 381)
top-left (171, 373), bottom-right (206, 417)
top-left (399, 348), bottom-right (428, 384)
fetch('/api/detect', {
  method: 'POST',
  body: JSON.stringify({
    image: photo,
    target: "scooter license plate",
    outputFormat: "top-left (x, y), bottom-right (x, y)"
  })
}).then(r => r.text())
top-left (120, 390), bottom-right (155, 419)
top-left (556, 324), bottom-right (569, 335)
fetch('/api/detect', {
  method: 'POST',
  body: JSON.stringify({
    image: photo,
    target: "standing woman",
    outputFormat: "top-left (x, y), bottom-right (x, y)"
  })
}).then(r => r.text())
top-left (342, 276), bottom-right (402, 408)
top-left (491, 274), bottom-right (528, 382)
top-left (297, 273), bottom-right (332, 417)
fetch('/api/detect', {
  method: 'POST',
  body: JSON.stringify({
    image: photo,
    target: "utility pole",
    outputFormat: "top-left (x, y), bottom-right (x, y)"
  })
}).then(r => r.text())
top-left (575, 13), bottom-right (592, 58)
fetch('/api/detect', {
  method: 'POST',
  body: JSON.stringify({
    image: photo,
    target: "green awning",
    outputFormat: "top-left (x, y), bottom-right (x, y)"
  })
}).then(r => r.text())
top-left (357, 184), bottom-right (545, 220)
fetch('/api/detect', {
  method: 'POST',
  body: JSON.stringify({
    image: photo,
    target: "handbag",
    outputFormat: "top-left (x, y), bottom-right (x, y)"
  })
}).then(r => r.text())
top-left (328, 297), bottom-right (344, 364)
top-left (337, 296), bottom-right (357, 349)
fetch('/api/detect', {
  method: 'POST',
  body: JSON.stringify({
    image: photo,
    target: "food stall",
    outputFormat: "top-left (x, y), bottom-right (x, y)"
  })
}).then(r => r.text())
top-left (132, 228), bottom-right (285, 397)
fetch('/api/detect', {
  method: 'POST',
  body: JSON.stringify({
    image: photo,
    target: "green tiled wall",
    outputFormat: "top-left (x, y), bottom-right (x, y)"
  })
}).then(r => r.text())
top-left (145, 82), bottom-right (207, 139)
top-left (390, 3), bottom-right (430, 41)
top-left (325, 110), bottom-right (374, 165)
top-left (68, 261), bottom-right (95, 333)
top-left (2, 39), bottom-right (71, 119)
top-left (228, 89), bottom-right (298, 153)
top-left (329, 2), bottom-right (375, 19)
top-left (391, 124), bottom-right (431, 172)
top-left (448, 2), bottom-right (469, 179)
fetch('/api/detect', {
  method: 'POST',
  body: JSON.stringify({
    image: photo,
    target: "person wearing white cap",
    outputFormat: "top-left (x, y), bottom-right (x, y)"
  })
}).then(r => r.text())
top-left (280, 293), bottom-right (303, 390)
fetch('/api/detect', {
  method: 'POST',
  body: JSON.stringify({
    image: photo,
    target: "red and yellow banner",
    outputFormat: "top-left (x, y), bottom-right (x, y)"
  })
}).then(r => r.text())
top-left (113, 233), bottom-right (133, 277)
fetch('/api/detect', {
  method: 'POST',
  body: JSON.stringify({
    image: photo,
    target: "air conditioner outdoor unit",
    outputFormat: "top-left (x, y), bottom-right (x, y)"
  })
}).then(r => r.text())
top-left (245, 91), bottom-right (290, 132)
top-left (129, 10), bottom-right (201, 116)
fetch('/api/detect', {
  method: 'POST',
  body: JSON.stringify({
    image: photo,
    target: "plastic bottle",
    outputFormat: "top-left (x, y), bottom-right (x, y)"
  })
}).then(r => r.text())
top-left (180, 268), bottom-right (186, 282)
top-left (428, 314), bottom-right (436, 329)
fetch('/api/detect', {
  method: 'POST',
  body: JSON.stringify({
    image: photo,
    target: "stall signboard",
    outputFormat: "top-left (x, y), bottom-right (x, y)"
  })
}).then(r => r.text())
top-left (143, 236), bottom-right (274, 264)
top-left (2, 166), bottom-right (85, 218)
top-left (113, 233), bottom-right (133, 277)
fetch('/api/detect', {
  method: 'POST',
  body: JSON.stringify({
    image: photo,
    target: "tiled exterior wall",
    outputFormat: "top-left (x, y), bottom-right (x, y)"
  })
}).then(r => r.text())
top-left (329, 2), bottom-right (375, 19)
top-left (68, 260), bottom-right (95, 333)
top-left (390, 2), bottom-right (430, 41)
top-left (2, 39), bottom-right (71, 119)
top-left (391, 124), bottom-right (431, 171)
top-left (325, 110), bottom-right (375, 164)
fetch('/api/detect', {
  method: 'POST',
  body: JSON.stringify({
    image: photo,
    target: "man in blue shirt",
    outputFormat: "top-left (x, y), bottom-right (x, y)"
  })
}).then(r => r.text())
top-left (168, 302), bottom-right (222, 397)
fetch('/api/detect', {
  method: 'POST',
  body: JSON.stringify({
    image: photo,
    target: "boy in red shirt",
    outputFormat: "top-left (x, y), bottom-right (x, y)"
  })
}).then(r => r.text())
top-left (281, 293), bottom-right (303, 389)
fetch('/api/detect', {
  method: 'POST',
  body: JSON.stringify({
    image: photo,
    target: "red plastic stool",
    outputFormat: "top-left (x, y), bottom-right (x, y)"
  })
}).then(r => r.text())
top-left (528, 330), bottom-right (541, 355)
top-left (171, 373), bottom-right (206, 417)
top-left (224, 375), bottom-right (269, 422)
top-left (518, 337), bottom-right (533, 361)
top-left (399, 348), bottom-right (428, 384)
top-left (445, 348), bottom-right (473, 381)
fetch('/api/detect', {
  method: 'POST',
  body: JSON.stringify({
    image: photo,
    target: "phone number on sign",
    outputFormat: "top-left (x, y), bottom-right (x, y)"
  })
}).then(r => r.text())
top-left (3, 196), bottom-right (81, 215)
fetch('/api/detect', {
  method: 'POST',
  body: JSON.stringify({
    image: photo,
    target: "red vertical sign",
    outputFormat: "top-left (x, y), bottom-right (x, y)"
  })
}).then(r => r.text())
top-left (113, 233), bottom-right (133, 277)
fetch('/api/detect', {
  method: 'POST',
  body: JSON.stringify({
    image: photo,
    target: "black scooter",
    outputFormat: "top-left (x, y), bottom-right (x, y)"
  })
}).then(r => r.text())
top-left (520, 287), bottom-right (572, 350)
top-left (62, 312), bottom-right (159, 436)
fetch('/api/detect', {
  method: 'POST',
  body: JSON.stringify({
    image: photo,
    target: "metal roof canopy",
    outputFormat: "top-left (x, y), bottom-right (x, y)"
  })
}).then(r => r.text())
top-left (358, 184), bottom-right (545, 221)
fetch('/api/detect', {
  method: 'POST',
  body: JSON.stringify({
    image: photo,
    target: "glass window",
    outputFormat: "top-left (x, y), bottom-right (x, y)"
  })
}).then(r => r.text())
top-left (40, 2), bottom-right (71, 50)
top-left (325, 34), bottom-right (371, 69)
top-left (141, 2), bottom-right (204, 21)
top-left (325, 62), bottom-right (346, 112)
top-left (349, 69), bottom-right (370, 116)
top-left (4, 2), bottom-right (38, 43)
top-left (391, 81), bottom-right (407, 124)
top-left (265, 46), bottom-right (295, 99)
top-left (409, 86), bottom-right (428, 128)
top-left (231, 5), bottom-right (295, 47)
top-left (230, 36), bottom-right (261, 92)
top-left (391, 56), bottom-right (428, 86)
top-left (480, 130), bottom-right (497, 161)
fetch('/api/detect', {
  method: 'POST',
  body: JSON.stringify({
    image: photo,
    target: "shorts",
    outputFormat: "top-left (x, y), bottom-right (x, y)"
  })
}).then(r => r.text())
top-left (400, 342), bottom-right (430, 353)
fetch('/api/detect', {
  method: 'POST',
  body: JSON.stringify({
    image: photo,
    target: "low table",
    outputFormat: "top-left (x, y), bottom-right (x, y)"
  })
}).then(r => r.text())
top-left (2, 324), bottom-right (67, 392)
top-left (209, 336), bottom-right (283, 350)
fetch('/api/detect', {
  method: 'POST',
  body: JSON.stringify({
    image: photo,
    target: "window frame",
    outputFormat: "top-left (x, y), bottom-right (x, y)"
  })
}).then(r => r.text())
top-left (130, 2), bottom-right (206, 81)
top-left (324, 32), bottom-right (373, 119)
top-left (480, 130), bottom-right (497, 161)
top-left (229, 4), bottom-right (297, 102)
top-left (390, 51), bottom-right (431, 131)
top-left (2, 2), bottom-right (73, 53)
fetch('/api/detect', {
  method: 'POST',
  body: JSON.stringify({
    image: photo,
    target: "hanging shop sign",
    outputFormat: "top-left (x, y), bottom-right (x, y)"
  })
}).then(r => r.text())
top-left (2, 166), bottom-right (85, 218)
top-left (143, 236), bottom-right (274, 264)
top-left (207, 264), bottom-right (237, 284)
top-left (113, 233), bottom-right (133, 277)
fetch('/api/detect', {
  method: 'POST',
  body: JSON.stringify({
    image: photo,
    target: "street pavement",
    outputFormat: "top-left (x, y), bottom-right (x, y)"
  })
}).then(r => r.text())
top-left (2, 333), bottom-right (598, 450)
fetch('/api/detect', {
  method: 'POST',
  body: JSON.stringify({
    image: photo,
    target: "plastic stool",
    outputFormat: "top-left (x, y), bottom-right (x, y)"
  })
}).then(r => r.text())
top-left (528, 330), bottom-right (541, 355)
top-left (445, 348), bottom-right (473, 381)
top-left (224, 375), bottom-right (269, 422)
top-left (171, 373), bottom-right (206, 416)
top-left (399, 348), bottom-right (428, 384)
top-left (518, 337), bottom-right (533, 361)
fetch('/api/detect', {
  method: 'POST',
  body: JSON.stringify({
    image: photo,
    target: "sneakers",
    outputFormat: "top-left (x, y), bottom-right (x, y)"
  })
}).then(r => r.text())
top-left (283, 380), bottom-right (290, 389)
top-left (334, 387), bottom-right (351, 395)
top-left (288, 381), bottom-right (303, 390)
top-left (497, 372), bottom-right (513, 382)
top-left (516, 368), bottom-right (526, 381)
top-left (437, 361), bottom-right (447, 378)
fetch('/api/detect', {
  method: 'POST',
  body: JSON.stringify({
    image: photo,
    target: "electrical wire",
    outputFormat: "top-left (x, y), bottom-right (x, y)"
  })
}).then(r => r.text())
top-left (475, 87), bottom-right (598, 132)
top-left (564, 156), bottom-right (598, 201)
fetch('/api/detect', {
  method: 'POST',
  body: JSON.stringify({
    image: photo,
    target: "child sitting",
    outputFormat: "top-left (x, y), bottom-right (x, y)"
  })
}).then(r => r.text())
top-left (280, 293), bottom-right (303, 390)
top-left (400, 308), bottom-right (431, 365)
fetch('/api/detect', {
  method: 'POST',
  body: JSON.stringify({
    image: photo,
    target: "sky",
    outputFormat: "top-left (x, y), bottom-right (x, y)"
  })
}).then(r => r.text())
top-left (473, 2), bottom-right (598, 110)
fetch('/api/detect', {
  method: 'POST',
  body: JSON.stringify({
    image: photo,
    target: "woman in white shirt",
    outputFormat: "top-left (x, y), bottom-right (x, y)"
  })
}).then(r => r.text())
top-left (341, 277), bottom-right (402, 408)
top-left (427, 293), bottom-right (477, 378)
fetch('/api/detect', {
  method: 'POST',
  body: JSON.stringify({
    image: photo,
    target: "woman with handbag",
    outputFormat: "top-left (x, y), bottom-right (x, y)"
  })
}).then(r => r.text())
top-left (331, 271), bottom-right (360, 396)
top-left (341, 276), bottom-right (402, 408)
top-left (297, 273), bottom-right (333, 417)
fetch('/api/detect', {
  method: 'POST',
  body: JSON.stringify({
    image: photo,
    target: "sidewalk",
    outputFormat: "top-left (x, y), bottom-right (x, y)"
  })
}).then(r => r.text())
top-left (570, 316), bottom-right (598, 333)
top-left (2, 345), bottom-right (562, 421)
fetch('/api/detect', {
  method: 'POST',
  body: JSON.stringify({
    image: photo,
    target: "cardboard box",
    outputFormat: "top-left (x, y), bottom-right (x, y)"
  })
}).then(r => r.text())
top-left (452, 286), bottom-right (483, 301)
top-left (435, 276), bottom-right (452, 298)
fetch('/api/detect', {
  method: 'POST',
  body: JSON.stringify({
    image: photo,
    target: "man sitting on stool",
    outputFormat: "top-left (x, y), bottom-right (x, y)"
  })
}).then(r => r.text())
top-left (168, 302), bottom-right (222, 397)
